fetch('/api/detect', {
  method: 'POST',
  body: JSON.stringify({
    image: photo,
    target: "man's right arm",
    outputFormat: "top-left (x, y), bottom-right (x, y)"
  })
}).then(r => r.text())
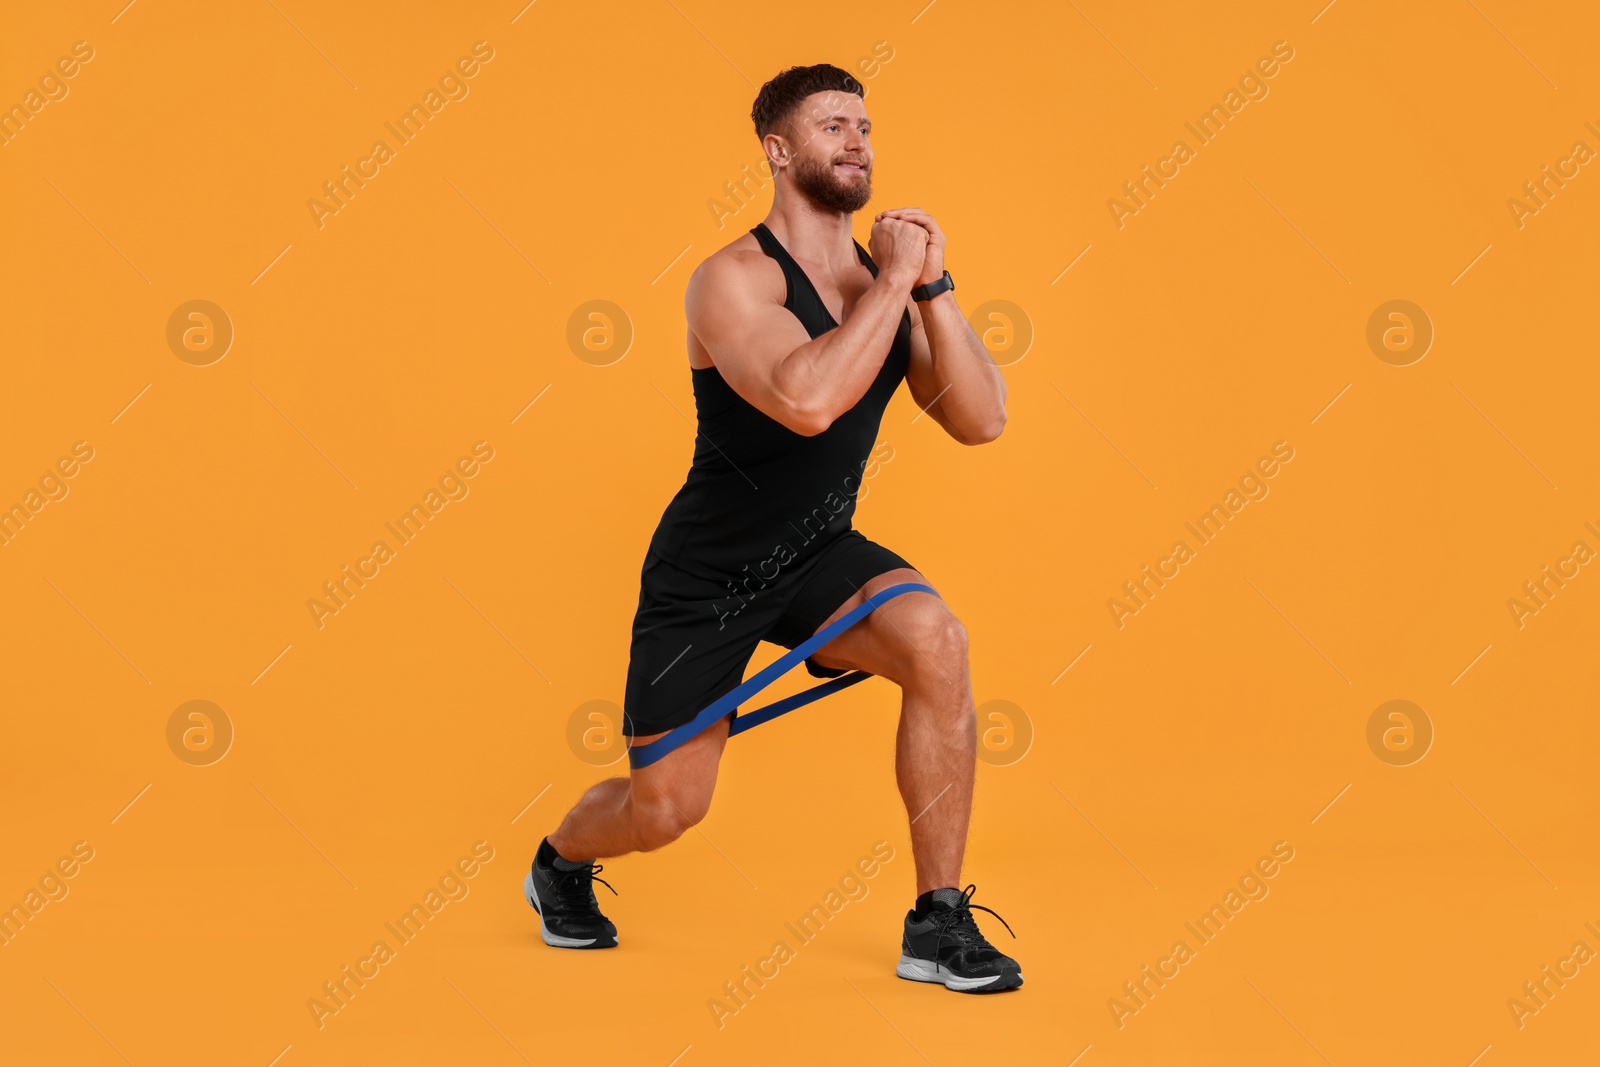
top-left (686, 247), bottom-right (921, 437)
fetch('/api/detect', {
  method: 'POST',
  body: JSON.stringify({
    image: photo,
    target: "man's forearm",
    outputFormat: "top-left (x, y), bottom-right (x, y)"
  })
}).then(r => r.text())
top-left (772, 269), bottom-right (917, 432)
top-left (918, 290), bottom-right (1008, 441)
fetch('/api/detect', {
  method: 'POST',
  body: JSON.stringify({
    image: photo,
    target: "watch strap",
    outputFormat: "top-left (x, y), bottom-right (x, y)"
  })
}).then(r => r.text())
top-left (911, 270), bottom-right (954, 302)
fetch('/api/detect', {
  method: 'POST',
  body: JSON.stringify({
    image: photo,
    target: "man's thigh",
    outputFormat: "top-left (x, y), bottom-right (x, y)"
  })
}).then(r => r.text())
top-left (622, 550), bottom-right (773, 738)
top-left (805, 566), bottom-right (955, 685)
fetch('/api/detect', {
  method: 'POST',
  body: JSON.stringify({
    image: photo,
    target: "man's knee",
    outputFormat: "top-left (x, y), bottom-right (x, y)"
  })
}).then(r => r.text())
top-left (895, 599), bottom-right (969, 675)
top-left (629, 785), bottom-right (712, 851)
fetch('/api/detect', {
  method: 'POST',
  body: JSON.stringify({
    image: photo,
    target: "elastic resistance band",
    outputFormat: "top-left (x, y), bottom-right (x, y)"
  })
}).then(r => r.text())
top-left (626, 581), bottom-right (939, 768)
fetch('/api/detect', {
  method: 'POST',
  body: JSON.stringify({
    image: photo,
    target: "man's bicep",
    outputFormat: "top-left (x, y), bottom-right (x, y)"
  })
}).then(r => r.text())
top-left (686, 258), bottom-right (815, 429)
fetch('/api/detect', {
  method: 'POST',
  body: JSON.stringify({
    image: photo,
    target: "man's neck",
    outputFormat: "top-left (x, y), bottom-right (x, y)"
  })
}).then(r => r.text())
top-left (762, 193), bottom-right (857, 270)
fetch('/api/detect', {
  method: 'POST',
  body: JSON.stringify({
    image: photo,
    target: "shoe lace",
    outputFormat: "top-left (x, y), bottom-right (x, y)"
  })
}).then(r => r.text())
top-left (552, 861), bottom-right (618, 906)
top-left (930, 883), bottom-right (1015, 960)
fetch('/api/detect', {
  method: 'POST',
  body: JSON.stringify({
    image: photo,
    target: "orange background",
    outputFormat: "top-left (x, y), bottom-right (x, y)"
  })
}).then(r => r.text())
top-left (3, 1), bottom-right (1598, 1064)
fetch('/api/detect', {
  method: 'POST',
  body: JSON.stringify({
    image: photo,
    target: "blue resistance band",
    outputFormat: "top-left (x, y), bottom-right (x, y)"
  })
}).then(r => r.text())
top-left (626, 581), bottom-right (939, 769)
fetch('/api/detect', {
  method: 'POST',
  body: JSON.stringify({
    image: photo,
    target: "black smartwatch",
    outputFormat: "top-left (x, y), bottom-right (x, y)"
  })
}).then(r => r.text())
top-left (910, 270), bottom-right (954, 302)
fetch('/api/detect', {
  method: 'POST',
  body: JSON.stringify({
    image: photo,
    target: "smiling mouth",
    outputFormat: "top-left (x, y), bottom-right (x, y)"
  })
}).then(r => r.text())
top-left (835, 161), bottom-right (866, 173)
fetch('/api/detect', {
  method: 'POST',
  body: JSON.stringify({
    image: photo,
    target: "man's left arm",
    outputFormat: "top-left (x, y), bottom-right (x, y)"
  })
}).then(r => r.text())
top-left (879, 207), bottom-right (1008, 445)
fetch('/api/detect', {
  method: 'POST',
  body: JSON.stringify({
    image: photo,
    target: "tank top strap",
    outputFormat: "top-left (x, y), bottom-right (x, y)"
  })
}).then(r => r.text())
top-left (852, 237), bottom-right (878, 278)
top-left (749, 221), bottom-right (789, 265)
top-left (750, 222), bottom-right (799, 313)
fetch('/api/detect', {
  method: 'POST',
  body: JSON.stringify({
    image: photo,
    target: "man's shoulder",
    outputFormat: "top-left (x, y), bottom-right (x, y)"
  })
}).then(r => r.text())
top-left (687, 229), bottom-right (781, 300)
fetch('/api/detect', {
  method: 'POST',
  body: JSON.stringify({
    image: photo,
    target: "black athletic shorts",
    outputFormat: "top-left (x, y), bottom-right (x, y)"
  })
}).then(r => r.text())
top-left (621, 529), bottom-right (917, 738)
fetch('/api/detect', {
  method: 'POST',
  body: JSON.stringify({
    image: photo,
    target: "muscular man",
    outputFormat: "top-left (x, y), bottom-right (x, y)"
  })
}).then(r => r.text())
top-left (525, 63), bottom-right (1018, 992)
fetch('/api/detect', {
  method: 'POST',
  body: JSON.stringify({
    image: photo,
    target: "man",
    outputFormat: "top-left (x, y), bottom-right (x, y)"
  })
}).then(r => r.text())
top-left (526, 63), bottom-right (1019, 993)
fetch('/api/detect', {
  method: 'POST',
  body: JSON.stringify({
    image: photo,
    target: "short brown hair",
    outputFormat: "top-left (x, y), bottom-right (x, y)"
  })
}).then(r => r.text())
top-left (750, 64), bottom-right (864, 142)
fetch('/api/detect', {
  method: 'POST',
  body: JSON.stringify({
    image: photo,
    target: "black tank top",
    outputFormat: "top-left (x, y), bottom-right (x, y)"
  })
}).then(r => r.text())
top-left (646, 221), bottom-right (913, 582)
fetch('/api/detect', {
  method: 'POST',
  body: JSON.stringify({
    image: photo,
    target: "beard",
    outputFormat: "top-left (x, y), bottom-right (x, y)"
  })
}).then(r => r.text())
top-left (790, 153), bottom-right (873, 214)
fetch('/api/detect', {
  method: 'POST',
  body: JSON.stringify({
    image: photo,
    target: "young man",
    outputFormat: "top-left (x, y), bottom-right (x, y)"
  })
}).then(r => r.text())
top-left (526, 63), bottom-right (1019, 992)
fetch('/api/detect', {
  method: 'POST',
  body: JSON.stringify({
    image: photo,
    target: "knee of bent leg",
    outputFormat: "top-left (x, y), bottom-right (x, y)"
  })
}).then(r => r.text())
top-left (894, 599), bottom-right (969, 673)
top-left (630, 784), bottom-right (712, 851)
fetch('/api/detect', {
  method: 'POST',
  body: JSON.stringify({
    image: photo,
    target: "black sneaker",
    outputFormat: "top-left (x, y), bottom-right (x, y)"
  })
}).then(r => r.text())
top-left (523, 852), bottom-right (619, 949)
top-left (896, 884), bottom-right (1022, 992)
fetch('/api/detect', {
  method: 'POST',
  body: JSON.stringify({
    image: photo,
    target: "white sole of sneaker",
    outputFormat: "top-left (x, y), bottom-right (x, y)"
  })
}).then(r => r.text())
top-left (896, 953), bottom-right (1020, 991)
top-left (523, 868), bottom-right (608, 948)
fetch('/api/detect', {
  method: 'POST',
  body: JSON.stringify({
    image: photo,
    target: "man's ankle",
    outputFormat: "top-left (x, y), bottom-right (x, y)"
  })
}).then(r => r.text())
top-left (537, 835), bottom-right (591, 871)
top-left (911, 886), bottom-right (963, 920)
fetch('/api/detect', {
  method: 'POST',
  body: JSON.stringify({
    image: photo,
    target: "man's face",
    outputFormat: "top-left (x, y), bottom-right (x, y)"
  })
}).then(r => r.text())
top-left (782, 91), bottom-right (873, 214)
